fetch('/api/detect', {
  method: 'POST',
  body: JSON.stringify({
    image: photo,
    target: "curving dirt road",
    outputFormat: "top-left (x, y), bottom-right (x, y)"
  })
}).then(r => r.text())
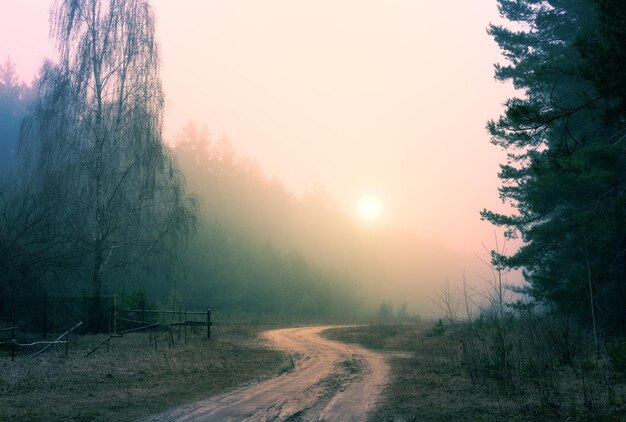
top-left (148, 326), bottom-right (389, 421)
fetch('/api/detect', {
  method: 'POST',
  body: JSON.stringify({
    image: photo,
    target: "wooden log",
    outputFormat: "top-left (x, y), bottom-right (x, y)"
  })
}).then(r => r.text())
top-left (84, 334), bottom-right (123, 358)
top-left (116, 308), bottom-right (205, 315)
top-left (116, 316), bottom-right (155, 325)
top-left (118, 322), bottom-right (160, 335)
top-left (30, 321), bottom-right (83, 358)
top-left (11, 339), bottom-right (67, 347)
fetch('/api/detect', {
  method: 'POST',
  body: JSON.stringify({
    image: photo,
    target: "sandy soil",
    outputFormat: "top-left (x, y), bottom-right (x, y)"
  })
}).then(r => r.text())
top-left (147, 325), bottom-right (390, 421)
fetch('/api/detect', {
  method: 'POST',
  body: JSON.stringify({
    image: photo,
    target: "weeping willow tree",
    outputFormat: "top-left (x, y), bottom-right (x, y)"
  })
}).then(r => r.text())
top-left (20, 0), bottom-right (195, 329)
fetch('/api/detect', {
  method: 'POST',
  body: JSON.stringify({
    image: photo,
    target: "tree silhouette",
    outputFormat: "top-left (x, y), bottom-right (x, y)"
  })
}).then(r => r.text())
top-left (21, 0), bottom-right (195, 330)
top-left (482, 0), bottom-right (626, 330)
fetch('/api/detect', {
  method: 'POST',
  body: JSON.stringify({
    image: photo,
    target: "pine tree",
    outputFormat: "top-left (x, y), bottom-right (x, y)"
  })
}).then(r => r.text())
top-left (482, 0), bottom-right (626, 330)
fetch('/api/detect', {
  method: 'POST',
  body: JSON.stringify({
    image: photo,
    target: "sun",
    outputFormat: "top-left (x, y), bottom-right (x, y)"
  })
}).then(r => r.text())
top-left (357, 195), bottom-right (383, 221)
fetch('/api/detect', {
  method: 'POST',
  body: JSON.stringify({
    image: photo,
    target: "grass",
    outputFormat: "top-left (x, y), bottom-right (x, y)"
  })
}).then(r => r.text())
top-left (324, 322), bottom-right (626, 421)
top-left (0, 323), bottom-right (290, 421)
top-left (5, 318), bottom-right (624, 421)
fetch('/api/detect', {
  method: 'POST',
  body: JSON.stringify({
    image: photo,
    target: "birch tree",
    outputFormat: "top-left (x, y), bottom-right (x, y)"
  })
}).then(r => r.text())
top-left (21, 0), bottom-right (195, 329)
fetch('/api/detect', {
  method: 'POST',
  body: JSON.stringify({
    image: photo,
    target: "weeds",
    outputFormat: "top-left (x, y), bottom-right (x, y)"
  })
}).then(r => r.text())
top-left (0, 323), bottom-right (289, 421)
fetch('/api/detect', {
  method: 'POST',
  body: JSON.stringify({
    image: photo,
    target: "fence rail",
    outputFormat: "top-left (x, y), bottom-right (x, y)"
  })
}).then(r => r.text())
top-left (113, 304), bottom-right (212, 341)
top-left (0, 320), bottom-right (83, 361)
top-left (1, 296), bottom-right (213, 361)
top-left (116, 308), bottom-right (206, 315)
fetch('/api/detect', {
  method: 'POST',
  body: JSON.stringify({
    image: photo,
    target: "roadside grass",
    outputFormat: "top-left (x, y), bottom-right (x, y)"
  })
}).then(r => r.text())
top-left (324, 323), bottom-right (626, 421)
top-left (0, 323), bottom-right (290, 421)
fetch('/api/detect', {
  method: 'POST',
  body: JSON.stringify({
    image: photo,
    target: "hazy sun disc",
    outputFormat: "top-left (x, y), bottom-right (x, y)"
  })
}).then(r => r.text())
top-left (357, 195), bottom-right (383, 221)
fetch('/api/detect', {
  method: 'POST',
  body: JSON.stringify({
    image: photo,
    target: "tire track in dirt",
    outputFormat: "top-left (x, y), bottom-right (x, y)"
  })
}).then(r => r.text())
top-left (147, 326), bottom-right (389, 421)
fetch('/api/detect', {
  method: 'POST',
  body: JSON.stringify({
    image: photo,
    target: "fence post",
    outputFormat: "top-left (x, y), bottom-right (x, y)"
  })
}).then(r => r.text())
top-left (11, 308), bottom-right (15, 362)
top-left (178, 305), bottom-right (182, 340)
top-left (42, 291), bottom-right (48, 339)
top-left (112, 295), bottom-right (117, 335)
top-left (65, 316), bottom-right (69, 356)
top-left (207, 308), bottom-right (212, 340)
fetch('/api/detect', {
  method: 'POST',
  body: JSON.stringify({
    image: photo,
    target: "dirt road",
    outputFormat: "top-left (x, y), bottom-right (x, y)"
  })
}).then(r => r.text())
top-left (148, 326), bottom-right (389, 421)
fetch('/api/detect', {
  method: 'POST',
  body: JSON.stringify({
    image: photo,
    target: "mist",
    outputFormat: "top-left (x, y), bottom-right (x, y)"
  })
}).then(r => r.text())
top-left (3, 1), bottom-right (625, 420)
top-left (0, 0), bottom-right (518, 323)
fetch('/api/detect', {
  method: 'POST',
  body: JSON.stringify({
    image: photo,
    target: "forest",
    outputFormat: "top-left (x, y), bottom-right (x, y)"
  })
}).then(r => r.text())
top-left (0, 0), bottom-right (424, 328)
top-left (1, 1), bottom-right (626, 420)
top-left (0, 0), bottom-right (624, 339)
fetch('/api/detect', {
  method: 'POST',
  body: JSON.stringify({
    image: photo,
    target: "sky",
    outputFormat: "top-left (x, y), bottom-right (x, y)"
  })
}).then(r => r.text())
top-left (0, 1), bottom-right (517, 288)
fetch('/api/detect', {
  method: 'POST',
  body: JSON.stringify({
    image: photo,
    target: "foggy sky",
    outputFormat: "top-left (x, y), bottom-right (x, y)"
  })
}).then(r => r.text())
top-left (155, 1), bottom-right (516, 249)
top-left (0, 1), bottom-right (519, 309)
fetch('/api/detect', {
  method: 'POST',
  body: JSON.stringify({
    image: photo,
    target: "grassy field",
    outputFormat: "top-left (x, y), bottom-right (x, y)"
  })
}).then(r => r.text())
top-left (324, 323), bottom-right (626, 421)
top-left (4, 320), bottom-right (625, 421)
top-left (0, 323), bottom-right (290, 421)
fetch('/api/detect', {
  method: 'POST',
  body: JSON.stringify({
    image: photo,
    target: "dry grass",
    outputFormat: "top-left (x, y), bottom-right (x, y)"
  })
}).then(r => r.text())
top-left (0, 324), bottom-right (289, 421)
top-left (324, 323), bottom-right (626, 421)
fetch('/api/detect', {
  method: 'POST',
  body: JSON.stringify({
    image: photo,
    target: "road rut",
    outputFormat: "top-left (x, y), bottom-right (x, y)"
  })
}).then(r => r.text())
top-left (147, 325), bottom-right (389, 421)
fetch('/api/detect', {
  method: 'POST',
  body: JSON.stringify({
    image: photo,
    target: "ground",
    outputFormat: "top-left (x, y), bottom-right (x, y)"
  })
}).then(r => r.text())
top-left (3, 321), bottom-right (626, 421)
top-left (148, 326), bottom-right (389, 421)
top-left (323, 323), bottom-right (626, 421)
top-left (0, 324), bottom-right (289, 421)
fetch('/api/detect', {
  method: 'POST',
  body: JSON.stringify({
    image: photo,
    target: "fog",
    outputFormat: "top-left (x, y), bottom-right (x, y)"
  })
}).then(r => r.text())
top-left (1, 1), bottom-right (520, 319)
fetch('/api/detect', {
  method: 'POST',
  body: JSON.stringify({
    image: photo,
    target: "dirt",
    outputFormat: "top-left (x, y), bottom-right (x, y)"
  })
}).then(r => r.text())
top-left (324, 323), bottom-right (626, 421)
top-left (0, 324), bottom-right (288, 421)
top-left (147, 325), bottom-right (391, 421)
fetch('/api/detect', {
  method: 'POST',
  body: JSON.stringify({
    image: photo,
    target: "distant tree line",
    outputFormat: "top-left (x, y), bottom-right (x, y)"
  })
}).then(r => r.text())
top-left (173, 122), bottom-right (361, 319)
top-left (0, 0), bottom-right (367, 327)
top-left (0, 58), bottom-right (34, 173)
top-left (483, 0), bottom-right (626, 332)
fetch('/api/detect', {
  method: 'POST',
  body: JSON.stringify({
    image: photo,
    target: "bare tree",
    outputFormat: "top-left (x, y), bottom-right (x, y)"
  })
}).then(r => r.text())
top-left (433, 277), bottom-right (459, 325)
top-left (0, 180), bottom-right (73, 298)
top-left (20, 0), bottom-right (195, 330)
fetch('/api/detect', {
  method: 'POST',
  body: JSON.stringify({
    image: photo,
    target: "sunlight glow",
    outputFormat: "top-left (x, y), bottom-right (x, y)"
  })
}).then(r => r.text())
top-left (357, 195), bottom-right (383, 221)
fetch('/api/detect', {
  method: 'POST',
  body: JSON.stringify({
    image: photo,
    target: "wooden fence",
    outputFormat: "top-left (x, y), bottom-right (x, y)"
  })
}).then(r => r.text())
top-left (83, 302), bottom-right (213, 357)
top-left (113, 302), bottom-right (212, 340)
top-left (1, 295), bottom-right (213, 360)
top-left (0, 320), bottom-right (83, 361)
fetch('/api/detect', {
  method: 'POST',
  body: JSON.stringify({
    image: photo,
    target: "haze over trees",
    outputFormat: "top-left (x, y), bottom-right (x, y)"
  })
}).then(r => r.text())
top-left (482, 0), bottom-right (626, 331)
top-left (0, 0), bottom-right (374, 325)
top-left (1, 0), bottom-right (196, 331)
top-left (172, 122), bottom-right (377, 318)
top-left (0, 0), bottom-right (493, 327)
top-left (1, 0), bottom-right (623, 333)
top-left (0, 58), bottom-right (34, 173)
top-left (171, 120), bottom-right (464, 318)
